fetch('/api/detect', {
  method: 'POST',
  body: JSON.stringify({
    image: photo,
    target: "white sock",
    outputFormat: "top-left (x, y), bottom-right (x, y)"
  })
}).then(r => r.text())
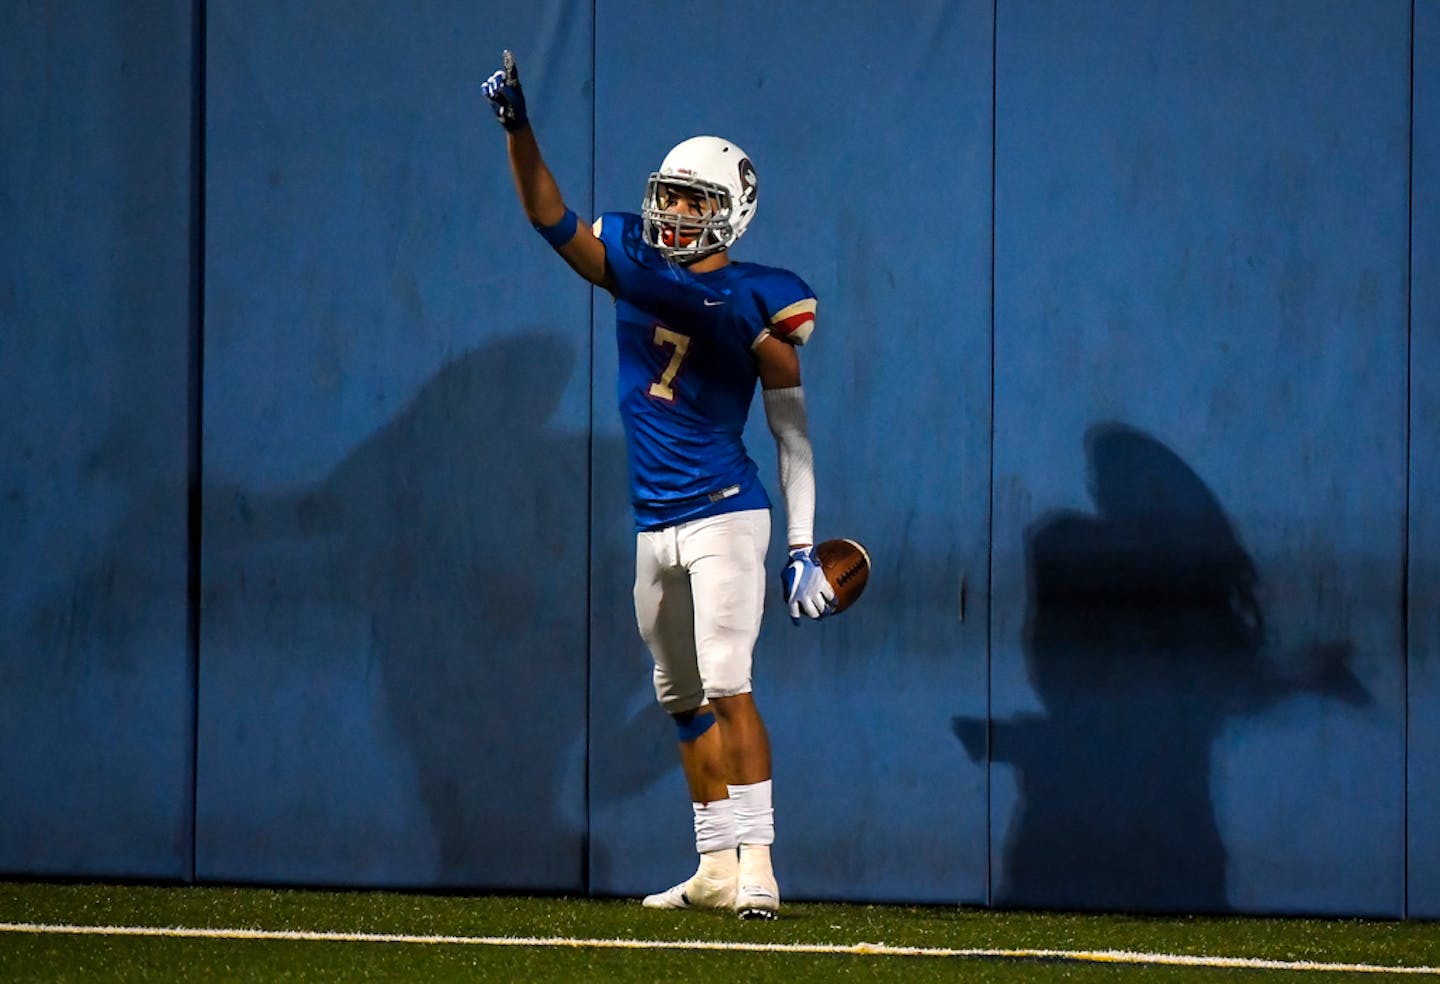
top-left (728, 780), bottom-right (774, 847)
top-left (692, 799), bottom-right (739, 854)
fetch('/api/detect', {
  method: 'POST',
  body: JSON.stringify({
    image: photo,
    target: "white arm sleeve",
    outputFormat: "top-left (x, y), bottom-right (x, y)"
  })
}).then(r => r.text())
top-left (763, 385), bottom-right (816, 547)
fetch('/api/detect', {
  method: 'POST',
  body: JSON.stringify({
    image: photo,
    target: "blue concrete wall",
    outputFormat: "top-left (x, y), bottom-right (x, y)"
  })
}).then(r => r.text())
top-left (1409, 0), bottom-right (1440, 920)
top-left (991, 0), bottom-right (1409, 915)
top-left (584, 0), bottom-right (993, 905)
top-left (0, 1), bottom-right (196, 880)
top-left (194, 1), bottom-right (593, 888)
top-left (2, 0), bottom-right (1434, 916)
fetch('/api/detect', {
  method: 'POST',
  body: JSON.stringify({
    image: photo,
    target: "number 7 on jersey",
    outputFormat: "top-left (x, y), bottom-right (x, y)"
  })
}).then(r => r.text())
top-left (647, 325), bottom-right (691, 402)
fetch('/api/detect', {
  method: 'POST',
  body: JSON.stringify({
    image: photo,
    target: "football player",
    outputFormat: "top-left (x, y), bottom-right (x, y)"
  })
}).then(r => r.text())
top-left (484, 51), bottom-right (834, 920)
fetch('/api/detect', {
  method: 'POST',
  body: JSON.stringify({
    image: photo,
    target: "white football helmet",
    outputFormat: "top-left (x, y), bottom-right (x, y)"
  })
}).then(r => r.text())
top-left (642, 135), bottom-right (758, 262)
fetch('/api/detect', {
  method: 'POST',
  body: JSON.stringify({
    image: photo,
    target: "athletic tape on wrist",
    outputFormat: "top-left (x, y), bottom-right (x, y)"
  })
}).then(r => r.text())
top-left (534, 208), bottom-right (579, 249)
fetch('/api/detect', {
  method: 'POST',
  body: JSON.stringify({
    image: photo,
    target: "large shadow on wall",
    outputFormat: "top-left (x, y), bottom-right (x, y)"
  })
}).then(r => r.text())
top-left (955, 422), bottom-right (1367, 913)
top-left (197, 333), bottom-right (603, 884)
top-left (27, 333), bottom-right (610, 886)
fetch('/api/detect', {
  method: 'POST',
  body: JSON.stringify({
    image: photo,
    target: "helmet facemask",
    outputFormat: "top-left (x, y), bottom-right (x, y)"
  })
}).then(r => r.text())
top-left (641, 175), bottom-right (736, 262)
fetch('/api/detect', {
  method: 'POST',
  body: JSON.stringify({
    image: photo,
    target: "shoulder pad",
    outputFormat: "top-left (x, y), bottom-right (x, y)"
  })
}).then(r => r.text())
top-left (736, 266), bottom-right (817, 345)
top-left (768, 296), bottom-right (817, 345)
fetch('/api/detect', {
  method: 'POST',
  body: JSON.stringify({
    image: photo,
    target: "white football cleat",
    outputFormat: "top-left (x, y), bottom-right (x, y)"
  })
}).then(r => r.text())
top-left (642, 849), bottom-right (737, 910)
top-left (735, 844), bottom-right (780, 920)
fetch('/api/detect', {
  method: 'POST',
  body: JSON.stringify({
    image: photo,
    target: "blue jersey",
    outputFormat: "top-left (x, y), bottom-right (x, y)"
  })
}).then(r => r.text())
top-left (595, 212), bottom-right (817, 531)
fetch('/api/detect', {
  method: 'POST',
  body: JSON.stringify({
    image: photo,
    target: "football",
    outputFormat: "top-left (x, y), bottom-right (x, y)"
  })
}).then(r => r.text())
top-left (814, 538), bottom-right (871, 615)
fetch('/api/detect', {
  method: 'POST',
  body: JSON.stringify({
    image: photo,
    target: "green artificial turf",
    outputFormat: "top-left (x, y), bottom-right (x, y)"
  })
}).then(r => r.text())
top-left (2, 881), bottom-right (1437, 982)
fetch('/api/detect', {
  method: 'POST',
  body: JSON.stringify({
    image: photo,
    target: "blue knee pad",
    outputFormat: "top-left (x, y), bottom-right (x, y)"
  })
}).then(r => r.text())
top-left (674, 710), bottom-right (717, 743)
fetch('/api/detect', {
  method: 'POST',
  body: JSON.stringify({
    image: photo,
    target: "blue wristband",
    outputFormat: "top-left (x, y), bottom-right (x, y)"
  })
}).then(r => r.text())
top-left (535, 208), bottom-right (579, 249)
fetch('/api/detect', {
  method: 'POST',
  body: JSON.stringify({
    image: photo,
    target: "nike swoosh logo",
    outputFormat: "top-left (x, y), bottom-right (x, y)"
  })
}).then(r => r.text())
top-left (703, 298), bottom-right (725, 307)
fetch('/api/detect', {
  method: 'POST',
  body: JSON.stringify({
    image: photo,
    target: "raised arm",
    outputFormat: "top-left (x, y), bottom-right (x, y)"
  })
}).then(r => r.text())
top-left (482, 51), bottom-right (612, 291)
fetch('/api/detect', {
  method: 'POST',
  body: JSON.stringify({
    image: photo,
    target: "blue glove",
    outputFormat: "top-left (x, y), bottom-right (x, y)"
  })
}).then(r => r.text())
top-left (780, 547), bottom-right (836, 625)
top-left (482, 49), bottom-right (528, 131)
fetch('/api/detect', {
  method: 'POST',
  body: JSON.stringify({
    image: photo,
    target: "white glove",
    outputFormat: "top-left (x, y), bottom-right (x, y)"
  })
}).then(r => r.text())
top-left (780, 547), bottom-right (836, 624)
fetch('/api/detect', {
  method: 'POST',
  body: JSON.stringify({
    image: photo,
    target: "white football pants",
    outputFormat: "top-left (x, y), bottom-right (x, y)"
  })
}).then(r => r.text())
top-left (634, 508), bottom-right (770, 714)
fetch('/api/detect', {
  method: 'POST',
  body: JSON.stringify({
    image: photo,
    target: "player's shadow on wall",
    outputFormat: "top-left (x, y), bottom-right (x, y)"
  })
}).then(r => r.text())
top-left (954, 422), bottom-right (1367, 913)
top-left (197, 332), bottom-right (609, 887)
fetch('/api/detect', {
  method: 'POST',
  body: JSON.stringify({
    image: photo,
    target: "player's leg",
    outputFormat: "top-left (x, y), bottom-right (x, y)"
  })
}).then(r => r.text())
top-left (675, 705), bottom-right (729, 803)
top-left (710, 692), bottom-right (779, 919)
top-left (634, 527), bottom-right (739, 910)
top-left (683, 508), bottom-right (780, 919)
top-left (709, 692), bottom-right (770, 783)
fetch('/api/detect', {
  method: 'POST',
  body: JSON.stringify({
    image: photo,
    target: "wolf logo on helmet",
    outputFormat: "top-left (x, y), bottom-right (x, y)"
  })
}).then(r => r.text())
top-left (642, 135), bottom-right (759, 262)
top-left (738, 157), bottom-right (757, 205)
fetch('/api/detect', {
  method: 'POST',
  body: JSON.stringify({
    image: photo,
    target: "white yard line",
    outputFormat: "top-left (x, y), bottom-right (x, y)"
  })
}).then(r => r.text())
top-left (2, 921), bottom-right (1437, 975)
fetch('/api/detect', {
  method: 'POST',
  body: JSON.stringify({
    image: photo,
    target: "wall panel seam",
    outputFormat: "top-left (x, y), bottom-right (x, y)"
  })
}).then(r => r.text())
top-left (1403, 0), bottom-right (1416, 920)
top-left (985, 0), bottom-right (998, 911)
top-left (187, 0), bottom-right (209, 887)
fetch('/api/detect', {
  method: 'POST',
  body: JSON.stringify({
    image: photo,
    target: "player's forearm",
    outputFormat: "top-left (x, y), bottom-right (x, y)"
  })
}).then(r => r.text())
top-left (764, 386), bottom-right (816, 548)
top-left (506, 125), bottom-right (569, 228)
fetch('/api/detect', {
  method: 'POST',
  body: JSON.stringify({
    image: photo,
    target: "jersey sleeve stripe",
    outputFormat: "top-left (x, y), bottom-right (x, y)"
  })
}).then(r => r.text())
top-left (769, 297), bottom-right (817, 345)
